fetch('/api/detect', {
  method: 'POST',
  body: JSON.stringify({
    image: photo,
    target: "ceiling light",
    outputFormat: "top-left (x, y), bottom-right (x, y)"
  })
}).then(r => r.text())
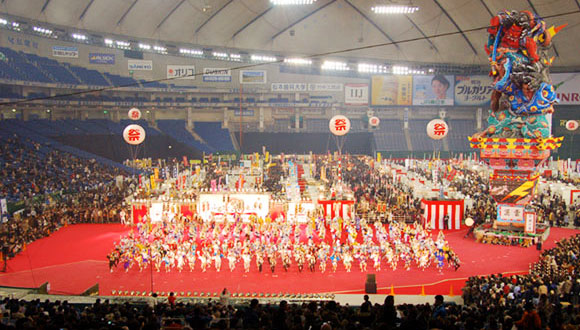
top-left (358, 63), bottom-right (389, 74)
top-left (72, 33), bottom-right (87, 40)
top-left (0, 19), bottom-right (7, 25)
top-left (212, 52), bottom-right (228, 58)
top-left (139, 43), bottom-right (151, 50)
top-left (104, 39), bottom-right (113, 45)
top-left (372, 5), bottom-right (419, 14)
top-left (12, 22), bottom-right (19, 28)
top-left (392, 65), bottom-right (409, 75)
top-left (33, 26), bottom-right (53, 35)
top-left (179, 48), bottom-right (203, 56)
top-left (321, 60), bottom-right (349, 71)
top-left (270, 0), bottom-right (316, 5)
top-left (115, 40), bottom-right (130, 49)
top-left (229, 54), bottom-right (241, 61)
top-left (284, 58), bottom-right (312, 65)
top-left (154, 46), bottom-right (167, 53)
top-left (251, 55), bottom-right (277, 62)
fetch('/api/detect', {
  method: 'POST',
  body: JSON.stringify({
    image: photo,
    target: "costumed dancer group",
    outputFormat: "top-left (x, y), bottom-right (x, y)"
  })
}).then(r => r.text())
top-left (107, 210), bottom-right (460, 274)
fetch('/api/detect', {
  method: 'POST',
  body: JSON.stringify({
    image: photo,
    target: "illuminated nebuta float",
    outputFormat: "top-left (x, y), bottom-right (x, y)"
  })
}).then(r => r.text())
top-left (470, 10), bottom-right (565, 239)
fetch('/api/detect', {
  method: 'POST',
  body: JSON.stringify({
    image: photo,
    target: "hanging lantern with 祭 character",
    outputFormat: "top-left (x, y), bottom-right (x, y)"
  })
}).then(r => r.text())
top-left (329, 115), bottom-right (351, 136)
top-left (368, 116), bottom-right (380, 127)
top-left (426, 119), bottom-right (448, 140)
top-left (128, 108), bottom-right (141, 120)
top-left (566, 120), bottom-right (579, 131)
top-left (123, 124), bottom-right (146, 145)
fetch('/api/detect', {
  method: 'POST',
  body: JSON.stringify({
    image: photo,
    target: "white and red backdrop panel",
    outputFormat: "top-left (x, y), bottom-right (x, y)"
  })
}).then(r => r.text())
top-left (421, 199), bottom-right (464, 230)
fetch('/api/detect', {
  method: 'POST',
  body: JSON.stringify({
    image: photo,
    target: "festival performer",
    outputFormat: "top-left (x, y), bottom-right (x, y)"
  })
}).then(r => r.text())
top-left (242, 250), bottom-right (251, 273)
top-left (330, 251), bottom-right (340, 272)
top-left (256, 251), bottom-right (264, 272)
top-left (269, 252), bottom-right (277, 273)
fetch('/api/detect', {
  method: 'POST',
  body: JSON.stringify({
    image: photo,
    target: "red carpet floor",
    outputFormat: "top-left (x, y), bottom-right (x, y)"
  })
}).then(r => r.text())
top-left (0, 224), bottom-right (578, 296)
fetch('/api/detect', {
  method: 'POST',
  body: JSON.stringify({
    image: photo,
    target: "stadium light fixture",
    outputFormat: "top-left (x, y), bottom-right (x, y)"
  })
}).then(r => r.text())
top-left (392, 65), bottom-right (409, 75)
top-left (251, 55), bottom-right (277, 62)
top-left (33, 26), bottom-right (53, 35)
top-left (284, 58), bottom-right (312, 65)
top-left (229, 53), bottom-right (241, 61)
top-left (104, 39), bottom-right (113, 45)
top-left (371, 5), bottom-right (419, 14)
top-left (321, 60), bottom-right (349, 71)
top-left (179, 48), bottom-right (204, 56)
top-left (270, 0), bottom-right (316, 5)
top-left (0, 18), bottom-right (7, 25)
top-left (115, 40), bottom-right (130, 49)
top-left (153, 46), bottom-right (167, 54)
top-left (139, 43), bottom-right (151, 50)
top-left (12, 22), bottom-right (19, 28)
top-left (72, 33), bottom-right (87, 41)
top-left (212, 52), bottom-right (228, 58)
top-left (358, 63), bottom-right (389, 74)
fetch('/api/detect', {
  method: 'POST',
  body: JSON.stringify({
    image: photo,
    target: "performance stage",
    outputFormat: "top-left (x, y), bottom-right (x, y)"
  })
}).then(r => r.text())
top-left (0, 224), bottom-right (578, 297)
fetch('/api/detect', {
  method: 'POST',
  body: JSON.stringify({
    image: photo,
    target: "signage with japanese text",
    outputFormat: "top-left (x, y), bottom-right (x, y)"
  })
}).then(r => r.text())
top-left (167, 65), bottom-right (196, 79)
top-left (52, 46), bottom-right (78, 58)
top-left (454, 75), bottom-right (493, 105)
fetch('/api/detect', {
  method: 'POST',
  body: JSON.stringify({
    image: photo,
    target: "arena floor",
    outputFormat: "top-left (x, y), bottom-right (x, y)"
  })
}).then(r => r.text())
top-left (0, 224), bottom-right (577, 296)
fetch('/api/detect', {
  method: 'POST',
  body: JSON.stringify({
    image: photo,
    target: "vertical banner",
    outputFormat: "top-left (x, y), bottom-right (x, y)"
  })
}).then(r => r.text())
top-left (344, 83), bottom-right (369, 105)
top-left (0, 198), bottom-right (7, 215)
top-left (371, 75), bottom-right (412, 105)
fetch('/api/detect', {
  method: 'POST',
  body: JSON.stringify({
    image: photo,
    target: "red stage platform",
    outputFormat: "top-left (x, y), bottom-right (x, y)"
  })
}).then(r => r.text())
top-left (0, 224), bottom-right (577, 296)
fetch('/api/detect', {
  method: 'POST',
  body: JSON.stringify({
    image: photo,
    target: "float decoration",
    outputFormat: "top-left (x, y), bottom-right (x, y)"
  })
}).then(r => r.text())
top-left (469, 10), bottom-right (565, 238)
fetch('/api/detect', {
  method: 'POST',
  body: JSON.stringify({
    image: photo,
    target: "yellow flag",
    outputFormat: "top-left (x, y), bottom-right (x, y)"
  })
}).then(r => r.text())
top-left (150, 175), bottom-right (156, 190)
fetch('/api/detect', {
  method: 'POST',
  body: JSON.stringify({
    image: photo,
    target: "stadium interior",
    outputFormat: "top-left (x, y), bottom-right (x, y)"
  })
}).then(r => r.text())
top-left (1, 0), bottom-right (580, 329)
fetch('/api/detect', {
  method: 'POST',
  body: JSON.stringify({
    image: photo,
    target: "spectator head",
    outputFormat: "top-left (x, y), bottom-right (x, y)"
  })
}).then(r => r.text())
top-left (385, 295), bottom-right (394, 306)
top-left (321, 321), bottom-right (332, 330)
top-left (435, 295), bottom-right (444, 305)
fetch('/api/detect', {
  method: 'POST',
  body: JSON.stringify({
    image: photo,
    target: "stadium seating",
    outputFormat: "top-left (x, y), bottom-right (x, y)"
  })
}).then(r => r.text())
top-left (373, 120), bottom-right (408, 151)
top-left (194, 122), bottom-right (235, 152)
top-left (157, 120), bottom-right (214, 153)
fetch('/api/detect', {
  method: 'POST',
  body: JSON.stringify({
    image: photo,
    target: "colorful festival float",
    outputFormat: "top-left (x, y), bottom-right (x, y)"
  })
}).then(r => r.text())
top-left (470, 10), bottom-right (566, 247)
